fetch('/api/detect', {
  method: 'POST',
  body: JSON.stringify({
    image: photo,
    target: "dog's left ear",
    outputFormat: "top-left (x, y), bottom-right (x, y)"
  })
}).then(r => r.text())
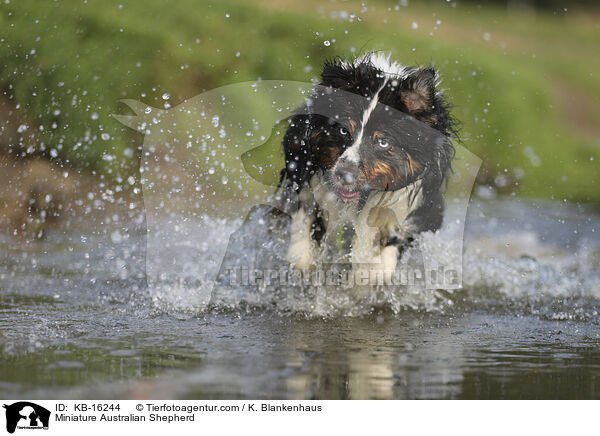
top-left (320, 60), bottom-right (354, 89)
top-left (400, 68), bottom-right (437, 115)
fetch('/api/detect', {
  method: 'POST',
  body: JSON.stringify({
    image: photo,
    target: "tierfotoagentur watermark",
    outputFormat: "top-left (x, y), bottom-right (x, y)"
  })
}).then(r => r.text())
top-left (223, 265), bottom-right (459, 288)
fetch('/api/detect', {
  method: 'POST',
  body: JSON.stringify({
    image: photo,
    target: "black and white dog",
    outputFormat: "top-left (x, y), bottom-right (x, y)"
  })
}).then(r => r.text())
top-left (278, 53), bottom-right (456, 281)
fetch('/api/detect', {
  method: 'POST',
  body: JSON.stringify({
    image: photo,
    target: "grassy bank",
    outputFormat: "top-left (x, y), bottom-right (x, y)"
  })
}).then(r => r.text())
top-left (1, 0), bottom-right (599, 202)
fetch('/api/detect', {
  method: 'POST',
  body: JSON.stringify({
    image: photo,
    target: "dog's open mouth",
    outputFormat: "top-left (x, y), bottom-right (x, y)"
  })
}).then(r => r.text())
top-left (335, 186), bottom-right (360, 201)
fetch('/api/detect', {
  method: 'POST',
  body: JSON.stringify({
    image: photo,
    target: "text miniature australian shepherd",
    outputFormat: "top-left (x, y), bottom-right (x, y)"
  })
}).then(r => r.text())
top-left (277, 52), bottom-right (457, 281)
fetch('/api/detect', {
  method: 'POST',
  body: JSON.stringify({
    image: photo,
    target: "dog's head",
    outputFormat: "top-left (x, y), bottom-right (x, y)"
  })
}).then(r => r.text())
top-left (283, 53), bottom-right (456, 205)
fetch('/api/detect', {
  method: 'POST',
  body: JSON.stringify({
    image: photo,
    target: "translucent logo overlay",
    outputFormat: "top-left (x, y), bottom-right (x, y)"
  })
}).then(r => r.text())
top-left (115, 81), bottom-right (481, 311)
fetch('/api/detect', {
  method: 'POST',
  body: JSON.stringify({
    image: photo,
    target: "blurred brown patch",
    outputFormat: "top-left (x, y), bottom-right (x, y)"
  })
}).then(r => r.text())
top-left (0, 96), bottom-right (40, 157)
top-left (0, 157), bottom-right (77, 238)
top-left (0, 97), bottom-right (139, 240)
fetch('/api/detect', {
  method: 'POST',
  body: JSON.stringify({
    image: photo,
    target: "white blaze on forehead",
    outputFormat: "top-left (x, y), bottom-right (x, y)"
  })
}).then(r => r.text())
top-left (341, 52), bottom-right (408, 79)
top-left (363, 52), bottom-right (408, 78)
top-left (341, 51), bottom-right (443, 95)
top-left (341, 77), bottom-right (389, 164)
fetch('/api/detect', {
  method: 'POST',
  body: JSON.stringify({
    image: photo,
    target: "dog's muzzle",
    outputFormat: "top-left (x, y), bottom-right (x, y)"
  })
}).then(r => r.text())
top-left (334, 163), bottom-right (360, 201)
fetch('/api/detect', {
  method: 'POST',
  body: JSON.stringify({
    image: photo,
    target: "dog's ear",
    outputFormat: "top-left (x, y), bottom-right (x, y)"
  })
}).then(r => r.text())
top-left (320, 60), bottom-right (354, 89)
top-left (400, 68), bottom-right (437, 115)
top-left (281, 114), bottom-right (313, 189)
top-left (421, 134), bottom-right (454, 191)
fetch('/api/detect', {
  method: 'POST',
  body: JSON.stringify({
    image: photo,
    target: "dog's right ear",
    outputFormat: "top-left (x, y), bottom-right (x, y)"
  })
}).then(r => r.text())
top-left (281, 114), bottom-right (313, 189)
top-left (320, 60), bottom-right (354, 89)
top-left (400, 68), bottom-right (437, 115)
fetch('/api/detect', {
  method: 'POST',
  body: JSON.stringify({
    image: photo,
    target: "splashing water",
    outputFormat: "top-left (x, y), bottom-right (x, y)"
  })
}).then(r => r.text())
top-left (146, 198), bottom-right (600, 320)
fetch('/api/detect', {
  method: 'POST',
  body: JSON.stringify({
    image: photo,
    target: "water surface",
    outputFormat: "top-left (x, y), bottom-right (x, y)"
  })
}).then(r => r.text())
top-left (1, 198), bottom-right (599, 399)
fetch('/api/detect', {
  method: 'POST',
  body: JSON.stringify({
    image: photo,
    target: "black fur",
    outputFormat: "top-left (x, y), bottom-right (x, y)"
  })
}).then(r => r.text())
top-left (279, 54), bottom-right (457, 263)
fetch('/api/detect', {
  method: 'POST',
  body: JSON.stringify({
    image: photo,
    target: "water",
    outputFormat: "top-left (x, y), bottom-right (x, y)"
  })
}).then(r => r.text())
top-left (1, 198), bottom-right (599, 399)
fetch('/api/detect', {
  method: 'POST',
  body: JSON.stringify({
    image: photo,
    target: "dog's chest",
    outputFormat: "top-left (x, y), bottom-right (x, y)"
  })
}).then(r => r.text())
top-left (309, 177), bottom-right (421, 263)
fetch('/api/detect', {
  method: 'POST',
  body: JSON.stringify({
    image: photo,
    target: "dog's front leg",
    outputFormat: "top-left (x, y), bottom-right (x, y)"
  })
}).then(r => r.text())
top-left (385, 227), bottom-right (416, 262)
top-left (377, 245), bottom-right (401, 281)
top-left (373, 221), bottom-right (419, 283)
top-left (351, 225), bottom-right (401, 287)
top-left (287, 206), bottom-right (316, 271)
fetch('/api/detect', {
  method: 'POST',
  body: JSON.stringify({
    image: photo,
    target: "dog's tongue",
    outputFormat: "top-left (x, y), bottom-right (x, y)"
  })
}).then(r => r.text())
top-left (336, 187), bottom-right (359, 200)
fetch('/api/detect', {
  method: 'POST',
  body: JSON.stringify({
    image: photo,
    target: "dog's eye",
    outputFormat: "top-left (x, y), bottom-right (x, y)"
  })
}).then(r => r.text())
top-left (377, 138), bottom-right (391, 149)
top-left (339, 127), bottom-right (349, 136)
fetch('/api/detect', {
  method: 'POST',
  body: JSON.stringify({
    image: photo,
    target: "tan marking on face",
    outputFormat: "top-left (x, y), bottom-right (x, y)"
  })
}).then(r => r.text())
top-left (372, 130), bottom-right (385, 141)
top-left (348, 119), bottom-right (358, 134)
top-left (311, 130), bottom-right (324, 142)
top-left (363, 161), bottom-right (402, 191)
top-left (309, 130), bottom-right (342, 168)
top-left (405, 153), bottom-right (421, 177)
top-left (319, 146), bottom-right (342, 167)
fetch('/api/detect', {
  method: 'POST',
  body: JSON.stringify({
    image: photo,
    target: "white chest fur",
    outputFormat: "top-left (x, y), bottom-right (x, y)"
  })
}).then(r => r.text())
top-left (286, 176), bottom-right (422, 275)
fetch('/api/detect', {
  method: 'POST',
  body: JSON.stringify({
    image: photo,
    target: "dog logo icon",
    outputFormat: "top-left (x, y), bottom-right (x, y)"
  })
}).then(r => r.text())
top-left (3, 402), bottom-right (50, 434)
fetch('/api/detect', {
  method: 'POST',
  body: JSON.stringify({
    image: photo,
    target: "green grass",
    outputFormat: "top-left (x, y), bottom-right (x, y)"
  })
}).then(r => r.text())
top-left (1, 0), bottom-right (599, 202)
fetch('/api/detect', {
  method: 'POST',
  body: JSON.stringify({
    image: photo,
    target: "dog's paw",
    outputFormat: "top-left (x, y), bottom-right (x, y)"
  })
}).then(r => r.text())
top-left (287, 208), bottom-right (316, 272)
top-left (287, 237), bottom-right (315, 272)
top-left (379, 245), bottom-right (399, 281)
top-left (369, 248), bottom-right (398, 284)
top-left (353, 245), bottom-right (398, 286)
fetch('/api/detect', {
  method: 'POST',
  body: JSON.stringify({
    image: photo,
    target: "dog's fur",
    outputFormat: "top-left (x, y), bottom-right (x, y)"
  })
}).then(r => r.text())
top-left (278, 53), bottom-right (456, 279)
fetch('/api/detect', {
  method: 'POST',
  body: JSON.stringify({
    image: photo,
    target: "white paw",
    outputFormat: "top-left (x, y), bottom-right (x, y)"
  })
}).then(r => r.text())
top-left (354, 245), bottom-right (398, 285)
top-left (287, 237), bottom-right (314, 272)
top-left (287, 208), bottom-right (316, 272)
top-left (379, 245), bottom-right (399, 281)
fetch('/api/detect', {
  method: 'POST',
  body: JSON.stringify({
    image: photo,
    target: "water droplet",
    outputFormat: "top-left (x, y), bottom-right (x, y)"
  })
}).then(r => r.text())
top-left (111, 230), bottom-right (122, 243)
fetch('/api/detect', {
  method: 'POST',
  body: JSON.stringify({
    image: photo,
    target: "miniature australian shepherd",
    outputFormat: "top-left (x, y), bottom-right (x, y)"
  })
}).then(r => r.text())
top-left (277, 52), bottom-right (456, 282)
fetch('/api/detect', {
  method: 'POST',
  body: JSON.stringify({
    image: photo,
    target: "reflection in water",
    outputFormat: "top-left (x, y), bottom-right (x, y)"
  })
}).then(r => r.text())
top-left (275, 314), bottom-right (599, 400)
top-left (282, 318), bottom-right (465, 399)
top-left (1, 298), bottom-right (600, 399)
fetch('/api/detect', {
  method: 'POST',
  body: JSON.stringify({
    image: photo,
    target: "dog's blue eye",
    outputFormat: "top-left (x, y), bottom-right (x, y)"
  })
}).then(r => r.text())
top-left (377, 138), bottom-right (391, 149)
top-left (339, 127), bottom-right (349, 136)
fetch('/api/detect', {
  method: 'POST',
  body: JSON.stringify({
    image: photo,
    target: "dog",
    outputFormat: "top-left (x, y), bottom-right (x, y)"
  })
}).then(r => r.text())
top-left (277, 52), bottom-right (456, 283)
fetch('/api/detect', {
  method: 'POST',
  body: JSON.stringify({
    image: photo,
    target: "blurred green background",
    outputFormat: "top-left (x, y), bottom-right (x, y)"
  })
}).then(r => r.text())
top-left (1, 0), bottom-right (599, 202)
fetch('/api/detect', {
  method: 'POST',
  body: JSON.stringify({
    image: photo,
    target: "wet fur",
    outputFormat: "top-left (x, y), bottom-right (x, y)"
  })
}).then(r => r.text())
top-left (278, 53), bottom-right (456, 275)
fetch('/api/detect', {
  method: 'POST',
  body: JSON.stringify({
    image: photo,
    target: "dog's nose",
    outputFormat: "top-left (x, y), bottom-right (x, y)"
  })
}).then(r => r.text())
top-left (335, 165), bottom-right (358, 185)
